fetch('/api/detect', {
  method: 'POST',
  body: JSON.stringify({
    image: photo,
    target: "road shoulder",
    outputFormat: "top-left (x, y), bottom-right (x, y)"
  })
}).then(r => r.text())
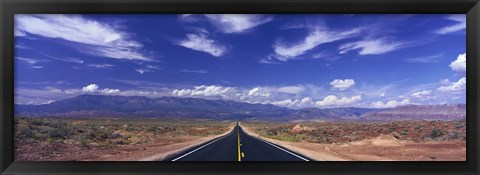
top-left (140, 124), bottom-right (236, 161)
top-left (239, 123), bottom-right (348, 161)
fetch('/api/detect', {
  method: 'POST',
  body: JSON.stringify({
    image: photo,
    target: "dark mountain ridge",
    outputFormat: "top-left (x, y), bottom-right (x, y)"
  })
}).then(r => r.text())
top-left (15, 94), bottom-right (466, 121)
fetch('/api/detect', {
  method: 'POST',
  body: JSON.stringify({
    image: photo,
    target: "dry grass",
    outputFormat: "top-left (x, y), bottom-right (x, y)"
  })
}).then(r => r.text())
top-left (15, 117), bottom-right (233, 161)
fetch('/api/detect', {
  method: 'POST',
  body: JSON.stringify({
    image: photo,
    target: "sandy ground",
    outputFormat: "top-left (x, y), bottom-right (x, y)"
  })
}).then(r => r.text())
top-left (16, 125), bottom-right (236, 161)
top-left (240, 123), bottom-right (466, 161)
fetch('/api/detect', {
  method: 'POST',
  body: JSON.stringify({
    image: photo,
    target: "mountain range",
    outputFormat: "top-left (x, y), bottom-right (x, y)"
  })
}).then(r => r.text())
top-left (15, 94), bottom-right (466, 121)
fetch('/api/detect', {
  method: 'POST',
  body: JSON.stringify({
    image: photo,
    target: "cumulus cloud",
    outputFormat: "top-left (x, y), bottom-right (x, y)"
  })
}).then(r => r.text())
top-left (273, 27), bottom-right (362, 61)
top-left (437, 77), bottom-right (466, 92)
top-left (15, 15), bottom-right (153, 61)
top-left (435, 15), bottom-right (466, 35)
top-left (330, 79), bottom-right (355, 90)
top-left (272, 99), bottom-right (300, 108)
top-left (339, 38), bottom-right (406, 55)
top-left (449, 53), bottom-right (466, 73)
top-left (371, 98), bottom-right (411, 108)
top-left (411, 90), bottom-right (432, 98)
top-left (315, 95), bottom-right (362, 107)
top-left (82, 84), bottom-right (99, 93)
top-left (299, 97), bottom-right (314, 107)
top-left (440, 79), bottom-right (451, 85)
top-left (247, 87), bottom-right (270, 97)
top-left (100, 88), bottom-right (121, 94)
top-left (177, 33), bottom-right (227, 57)
top-left (272, 97), bottom-right (315, 108)
top-left (276, 85), bottom-right (305, 94)
top-left (204, 14), bottom-right (272, 33)
top-left (172, 85), bottom-right (234, 97)
top-left (81, 84), bottom-right (120, 94)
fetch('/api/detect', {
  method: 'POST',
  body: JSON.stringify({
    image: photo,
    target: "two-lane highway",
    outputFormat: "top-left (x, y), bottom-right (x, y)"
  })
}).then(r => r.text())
top-left (164, 123), bottom-right (310, 161)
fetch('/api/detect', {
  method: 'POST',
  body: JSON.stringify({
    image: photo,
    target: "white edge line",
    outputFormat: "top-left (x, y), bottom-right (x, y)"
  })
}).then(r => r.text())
top-left (171, 130), bottom-right (232, 161)
top-left (253, 133), bottom-right (310, 161)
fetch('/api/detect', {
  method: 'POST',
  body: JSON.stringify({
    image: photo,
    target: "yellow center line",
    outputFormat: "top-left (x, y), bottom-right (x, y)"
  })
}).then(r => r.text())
top-left (237, 127), bottom-right (241, 161)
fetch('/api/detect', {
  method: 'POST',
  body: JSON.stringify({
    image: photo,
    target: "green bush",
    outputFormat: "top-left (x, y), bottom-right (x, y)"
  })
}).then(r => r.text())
top-left (49, 127), bottom-right (72, 139)
top-left (430, 128), bottom-right (444, 139)
top-left (19, 127), bottom-right (34, 138)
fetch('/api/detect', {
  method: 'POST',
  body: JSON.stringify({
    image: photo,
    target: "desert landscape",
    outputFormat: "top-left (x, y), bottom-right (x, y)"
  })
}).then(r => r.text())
top-left (15, 117), bottom-right (234, 161)
top-left (14, 94), bottom-right (467, 161)
top-left (241, 120), bottom-right (466, 161)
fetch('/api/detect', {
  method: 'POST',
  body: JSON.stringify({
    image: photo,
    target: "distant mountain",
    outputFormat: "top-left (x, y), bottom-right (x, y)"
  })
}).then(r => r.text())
top-left (15, 94), bottom-right (292, 120)
top-left (360, 104), bottom-right (466, 121)
top-left (15, 94), bottom-right (466, 121)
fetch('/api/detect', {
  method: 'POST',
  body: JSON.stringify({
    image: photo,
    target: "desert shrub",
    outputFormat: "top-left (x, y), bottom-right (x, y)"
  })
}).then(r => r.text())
top-left (430, 128), bottom-right (444, 139)
top-left (80, 139), bottom-right (90, 147)
top-left (146, 126), bottom-right (157, 132)
top-left (49, 127), bottom-right (72, 139)
top-left (47, 137), bottom-right (55, 143)
top-left (38, 127), bottom-right (52, 134)
top-left (126, 126), bottom-right (142, 132)
top-left (267, 130), bottom-right (277, 136)
top-left (31, 118), bottom-right (44, 125)
top-left (99, 129), bottom-right (114, 139)
top-left (455, 124), bottom-right (464, 129)
top-left (19, 127), bottom-right (34, 138)
top-left (392, 131), bottom-right (402, 139)
top-left (445, 131), bottom-right (465, 141)
top-left (111, 131), bottom-right (123, 139)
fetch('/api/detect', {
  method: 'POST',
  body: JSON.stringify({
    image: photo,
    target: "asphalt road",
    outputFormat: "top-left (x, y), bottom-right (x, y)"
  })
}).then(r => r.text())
top-left (164, 123), bottom-right (310, 161)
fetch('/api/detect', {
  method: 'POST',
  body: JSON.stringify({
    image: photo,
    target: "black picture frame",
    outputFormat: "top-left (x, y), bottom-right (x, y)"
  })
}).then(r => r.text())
top-left (1, 0), bottom-right (479, 174)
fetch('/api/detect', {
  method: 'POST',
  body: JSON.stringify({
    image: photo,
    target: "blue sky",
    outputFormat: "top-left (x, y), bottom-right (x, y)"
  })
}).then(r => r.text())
top-left (14, 14), bottom-right (466, 108)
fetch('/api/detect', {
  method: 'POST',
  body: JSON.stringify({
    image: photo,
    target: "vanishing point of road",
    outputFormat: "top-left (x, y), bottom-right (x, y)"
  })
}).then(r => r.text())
top-left (163, 123), bottom-right (311, 161)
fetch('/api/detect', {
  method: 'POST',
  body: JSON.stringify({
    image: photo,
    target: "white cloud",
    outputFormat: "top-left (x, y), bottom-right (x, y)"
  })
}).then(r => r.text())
top-left (15, 28), bottom-right (27, 37)
top-left (272, 99), bottom-right (300, 108)
top-left (45, 55), bottom-right (84, 64)
top-left (81, 84), bottom-right (120, 94)
top-left (172, 85), bottom-right (234, 97)
top-left (135, 68), bottom-right (149, 74)
top-left (204, 14), bottom-right (272, 33)
top-left (273, 27), bottom-right (362, 60)
top-left (134, 65), bottom-right (160, 74)
top-left (15, 57), bottom-right (44, 69)
top-left (276, 85), bottom-right (305, 94)
top-left (299, 97), bottom-right (314, 107)
top-left (435, 15), bottom-right (466, 35)
top-left (339, 38), bottom-right (406, 55)
top-left (87, 64), bottom-right (115, 69)
top-left (371, 98), bottom-right (411, 108)
top-left (411, 90), bottom-right (432, 98)
top-left (315, 95), bottom-right (362, 107)
top-left (330, 79), bottom-right (355, 90)
top-left (379, 93), bottom-right (386, 97)
top-left (100, 88), bottom-right (120, 94)
top-left (82, 84), bottom-right (99, 93)
top-left (440, 79), bottom-right (451, 85)
top-left (437, 77), bottom-right (466, 92)
top-left (177, 33), bottom-right (227, 57)
top-left (15, 15), bottom-right (153, 61)
top-left (180, 69), bottom-right (208, 74)
top-left (247, 87), bottom-right (270, 97)
top-left (449, 53), bottom-right (466, 73)
top-left (405, 53), bottom-right (444, 63)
